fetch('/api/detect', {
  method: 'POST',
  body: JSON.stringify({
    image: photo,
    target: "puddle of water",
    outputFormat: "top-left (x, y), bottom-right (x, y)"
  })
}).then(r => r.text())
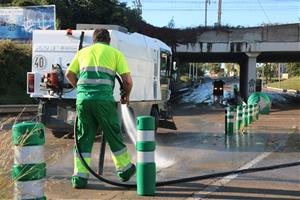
top-left (224, 133), bottom-right (278, 152)
top-left (225, 134), bottom-right (255, 149)
top-left (181, 82), bottom-right (213, 104)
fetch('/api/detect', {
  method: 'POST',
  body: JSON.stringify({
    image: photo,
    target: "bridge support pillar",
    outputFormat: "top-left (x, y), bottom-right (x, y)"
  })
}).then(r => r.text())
top-left (240, 53), bottom-right (260, 100)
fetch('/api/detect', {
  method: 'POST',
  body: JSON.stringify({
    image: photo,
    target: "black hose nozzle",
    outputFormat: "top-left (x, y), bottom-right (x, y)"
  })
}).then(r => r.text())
top-left (116, 74), bottom-right (127, 103)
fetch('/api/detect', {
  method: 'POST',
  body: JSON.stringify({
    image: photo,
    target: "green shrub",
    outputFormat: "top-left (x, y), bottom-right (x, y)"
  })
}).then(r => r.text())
top-left (0, 41), bottom-right (32, 103)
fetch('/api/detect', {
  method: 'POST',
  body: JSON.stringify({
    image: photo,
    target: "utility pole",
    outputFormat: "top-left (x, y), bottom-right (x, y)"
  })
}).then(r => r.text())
top-left (278, 63), bottom-right (281, 88)
top-left (217, 0), bottom-right (222, 26)
top-left (205, 0), bottom-right (211, 27)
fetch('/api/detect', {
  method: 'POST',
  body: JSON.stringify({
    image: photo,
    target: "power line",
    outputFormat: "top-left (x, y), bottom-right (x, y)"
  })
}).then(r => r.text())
top-left (142, 8), bottom-right (297, 11)
top-left (257, 0), bottom-right (271, 23)
top-left (135, 0), bottom-right (296, 5)
top-left (120, 0), bottom-right (298, 9)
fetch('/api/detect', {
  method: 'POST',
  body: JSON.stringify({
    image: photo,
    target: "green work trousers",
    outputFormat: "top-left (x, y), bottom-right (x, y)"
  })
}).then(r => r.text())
top-left (73, 100), bottom-right (132, 183)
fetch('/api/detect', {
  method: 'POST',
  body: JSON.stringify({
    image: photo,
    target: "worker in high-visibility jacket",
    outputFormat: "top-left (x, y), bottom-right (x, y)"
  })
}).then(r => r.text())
top-left (66, 28), bottom-right (135, 189)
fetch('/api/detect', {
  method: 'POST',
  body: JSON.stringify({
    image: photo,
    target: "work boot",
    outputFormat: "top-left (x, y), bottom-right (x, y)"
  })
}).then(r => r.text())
top-left (118, 163), bottom-right (136, 182)
top-left (71, 176), bottom-right (88, 189)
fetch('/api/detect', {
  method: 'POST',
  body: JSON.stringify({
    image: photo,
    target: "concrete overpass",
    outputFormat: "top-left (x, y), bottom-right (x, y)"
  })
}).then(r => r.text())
top-left (174, 23), bottom-right (300, 99)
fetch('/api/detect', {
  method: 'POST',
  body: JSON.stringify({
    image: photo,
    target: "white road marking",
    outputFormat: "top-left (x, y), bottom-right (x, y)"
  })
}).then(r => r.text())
top-left (186, 152), bottom-right (272, 200)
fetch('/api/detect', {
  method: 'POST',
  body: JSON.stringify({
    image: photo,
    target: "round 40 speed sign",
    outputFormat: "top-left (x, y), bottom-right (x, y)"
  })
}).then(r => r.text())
top-left (33, 55), bottom-right (47, 69)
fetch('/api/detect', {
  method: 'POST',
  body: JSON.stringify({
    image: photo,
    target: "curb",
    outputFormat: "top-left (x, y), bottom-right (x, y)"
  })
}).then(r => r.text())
top-left (265, 87), bottom-right (300, 95)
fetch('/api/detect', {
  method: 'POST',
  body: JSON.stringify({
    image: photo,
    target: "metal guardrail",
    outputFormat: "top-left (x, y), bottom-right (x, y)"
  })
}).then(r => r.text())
top-left (0, 104), bottom-right (38, 114)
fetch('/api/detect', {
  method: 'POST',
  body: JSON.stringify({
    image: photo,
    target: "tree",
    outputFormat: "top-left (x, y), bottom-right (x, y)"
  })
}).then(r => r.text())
top-left (209, 63), bottom-right (222, 76)
top-left (0, 0), bottom-right (11, 5)
top-left (262, 63), bottom-right (276, 84)
top-left (286, 63), bottom-right (300, 77)
top-left (224, 63), bottom-right (236, 76)
top-left (12, 0), bottom-right (38, 6)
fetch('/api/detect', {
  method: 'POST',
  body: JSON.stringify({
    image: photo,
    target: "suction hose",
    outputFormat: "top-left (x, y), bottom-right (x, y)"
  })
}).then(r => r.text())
top-left (74, 75), bottom-right (300, 188)
top-left (74, 74), bottom-right (135, 188)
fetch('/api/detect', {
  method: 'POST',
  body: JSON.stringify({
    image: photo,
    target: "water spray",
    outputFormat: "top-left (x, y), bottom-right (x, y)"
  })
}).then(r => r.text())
top-left (121, 105), bottom-right (137, 145)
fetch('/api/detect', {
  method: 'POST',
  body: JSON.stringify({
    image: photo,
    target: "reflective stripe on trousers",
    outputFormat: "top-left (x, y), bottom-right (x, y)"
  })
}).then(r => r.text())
top-left (73, 151), bottom-right (91, 179)
top-left (111, 147), bottom-right (131, 172)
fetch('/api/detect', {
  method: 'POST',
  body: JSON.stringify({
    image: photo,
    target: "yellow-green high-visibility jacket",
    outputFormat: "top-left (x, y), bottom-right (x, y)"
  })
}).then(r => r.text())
top-left (67, 42), bottom-right (130, 103)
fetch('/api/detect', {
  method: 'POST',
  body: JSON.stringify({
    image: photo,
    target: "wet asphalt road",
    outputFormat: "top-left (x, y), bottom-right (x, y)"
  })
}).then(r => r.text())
top-left (1, 83), bottom-right (299, 199)
top-left (44, 90), bottom-right (300, 199)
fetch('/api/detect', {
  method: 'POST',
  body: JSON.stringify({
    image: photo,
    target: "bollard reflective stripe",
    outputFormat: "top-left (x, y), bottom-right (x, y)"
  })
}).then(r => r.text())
top-left (12, 122), bottom-right (46, 200)
top-left (227, 118), bottom-right (234, 123)
top-left (136, 116), bottom-right (156, 196)
top-left (137, 130), bottom-right (155, 142)
top-left (137, 152), bottom-right (155, 163)
top-left (14, 146), bottom-right (44, 164)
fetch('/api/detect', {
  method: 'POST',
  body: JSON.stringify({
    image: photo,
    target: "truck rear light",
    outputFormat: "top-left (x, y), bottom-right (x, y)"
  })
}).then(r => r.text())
top-left (66, 28), bottom-right (73, 35)
top-left (27, 73), bottom-right (35, 93)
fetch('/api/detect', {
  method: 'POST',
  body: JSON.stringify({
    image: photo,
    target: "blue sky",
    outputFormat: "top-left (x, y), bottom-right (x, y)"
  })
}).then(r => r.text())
top-left (120, 0), bottom-right (300, 28)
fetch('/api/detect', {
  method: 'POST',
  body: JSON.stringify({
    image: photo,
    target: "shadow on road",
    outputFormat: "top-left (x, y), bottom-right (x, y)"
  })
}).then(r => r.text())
top-left (155, 182), bottom-right (300, 199)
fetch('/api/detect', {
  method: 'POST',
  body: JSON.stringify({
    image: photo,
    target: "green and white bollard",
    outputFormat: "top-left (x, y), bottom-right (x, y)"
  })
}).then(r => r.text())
top-left (12, 122), bottom-right (46, 200)
top-left (236, 105), bottom-right (243, 133)
top-left (136, 116), bottom-right (156, 196)
top-left (242, 105), bottom-right (248, 128)
top-left (226, 107), bottom-right (234, 135)
top-left (248, 104), bottom-right (253, 125)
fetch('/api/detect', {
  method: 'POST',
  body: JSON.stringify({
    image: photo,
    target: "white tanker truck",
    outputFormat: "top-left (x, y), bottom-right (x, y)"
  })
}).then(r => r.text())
top-left (27, 27), bottom-right (173, 134)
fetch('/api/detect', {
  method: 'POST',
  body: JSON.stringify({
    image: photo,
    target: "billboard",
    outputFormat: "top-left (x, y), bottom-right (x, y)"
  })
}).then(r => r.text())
top-left (0, 5), bottom-right (56, 40)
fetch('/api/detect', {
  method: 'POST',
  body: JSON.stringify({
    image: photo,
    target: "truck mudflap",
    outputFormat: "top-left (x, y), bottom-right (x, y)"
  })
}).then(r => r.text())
top-left (38, 100), bottom-right (75, 134)
top-left (159, 102), bottom-right (177, 130)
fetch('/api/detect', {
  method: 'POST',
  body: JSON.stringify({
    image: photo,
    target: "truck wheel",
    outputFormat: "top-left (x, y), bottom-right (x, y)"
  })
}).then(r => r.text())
top-left (51, 129), bottom-right (72, 138)
top-left (150, 107), bottom-right (159, 131)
